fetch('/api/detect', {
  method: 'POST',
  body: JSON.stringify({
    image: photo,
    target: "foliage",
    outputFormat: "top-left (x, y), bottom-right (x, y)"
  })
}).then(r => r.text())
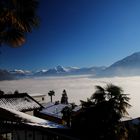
top-left (72, 84), bottom-right (131, 140)
top-left (61, 106), bottom-right (72, 127)
top-left (48, 90), bottom-right (55, 102)
top-left (14, 90), bottom-right (19, 94)
top-left (61, 89), bottom-right (68, 104)
top-left (0, 90), bottom-right (4, 95)
top-left (0, 0), bottom-right (39, 47)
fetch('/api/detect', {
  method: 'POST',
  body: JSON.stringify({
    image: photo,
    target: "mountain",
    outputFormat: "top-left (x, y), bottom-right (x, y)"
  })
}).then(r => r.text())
top-left (34, 66), bottom-right (67, 76)
top-left (34, 65), bottom-right (106, 76)
top-left (2, 65), bottom-right (104, 80)
top-left (9, 69), bottom-right (32, 79)
top-left (99, 52), bottom-right (140, 77)
top-left (0, 69), bottom-right (15, 80)
top-left (2, 51), bottom-right (140, 80)
top-left (10, 69), bottom-right (31, 76)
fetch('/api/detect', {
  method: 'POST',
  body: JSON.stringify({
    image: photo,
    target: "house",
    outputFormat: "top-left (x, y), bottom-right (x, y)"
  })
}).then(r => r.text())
top-left (0, 107), bottom-right (80, 140)
top-left (0, 93), bottom-right (43, 115)
top-left (31, 93), bottom-right (46, 104)
top-left (35, 102), bottom-right (82, 124)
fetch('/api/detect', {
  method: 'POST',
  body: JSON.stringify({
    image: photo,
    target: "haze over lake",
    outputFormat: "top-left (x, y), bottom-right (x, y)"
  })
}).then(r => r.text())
top-left (0, 75), bottom-right (140, 119)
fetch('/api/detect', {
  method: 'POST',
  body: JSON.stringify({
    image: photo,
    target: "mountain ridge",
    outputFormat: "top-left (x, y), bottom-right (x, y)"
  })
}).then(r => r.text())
top-left (98, 52), bottom-right (140, 77)
top-left (1, 52), bottom-right (140, 80)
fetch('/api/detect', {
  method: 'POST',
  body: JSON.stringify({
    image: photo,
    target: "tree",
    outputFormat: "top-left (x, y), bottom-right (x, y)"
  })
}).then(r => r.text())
top-left (61, 89), bottom-right (68, 104)
top-left (0, 90), bottom-right (4, 95)
top-left (0, 0), bottom-right (39, 47)
top-left (61, 106), bottom-right (72, 127)
top-left (48, 90), bottom-right (55, 102)
top-left (72, 84), bottom-right (131, 140)
top-left (90, 85), bottom-right (106, 104)
top-left (14, 90), bottom-right (19, 94)
top-left (106, 84), bottom-right (131, 118)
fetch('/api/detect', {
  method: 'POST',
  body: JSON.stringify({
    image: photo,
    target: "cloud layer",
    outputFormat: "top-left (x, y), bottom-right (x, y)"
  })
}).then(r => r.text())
top-left (0, 75), bottom-right (140, 118)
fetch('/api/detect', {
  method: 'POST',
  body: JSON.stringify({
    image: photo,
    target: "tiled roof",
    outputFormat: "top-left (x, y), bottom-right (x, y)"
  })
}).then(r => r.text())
top-left (0, 93), bottom-right (43, 112)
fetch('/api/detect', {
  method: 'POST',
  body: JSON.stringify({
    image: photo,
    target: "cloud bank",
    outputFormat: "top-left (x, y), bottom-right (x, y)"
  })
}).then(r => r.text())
top-left (0, 75), bottom-right (140, 118)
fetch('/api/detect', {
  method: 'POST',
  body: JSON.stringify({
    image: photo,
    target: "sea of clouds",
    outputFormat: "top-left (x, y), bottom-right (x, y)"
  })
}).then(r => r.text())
top-left (0, 75), bottom-right (140, 119)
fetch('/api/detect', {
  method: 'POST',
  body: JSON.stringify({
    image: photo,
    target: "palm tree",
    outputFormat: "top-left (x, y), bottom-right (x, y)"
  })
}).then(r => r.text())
top-left (90, 85), bottom-right (106, 104)
top-left (0, 0), bottom-right (39, 47)
top-left (106, 84), bottom-right (131, 117)
top-left (48, 90), bottom-right (55, 102)
top-left (90, 84), bottom-right (131, 118)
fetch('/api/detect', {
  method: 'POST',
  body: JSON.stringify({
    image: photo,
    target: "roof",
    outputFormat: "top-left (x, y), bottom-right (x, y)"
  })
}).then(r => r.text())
top-left (42, 102), bottom-right (55, 108)
top-left (0, 93), bottom-right (43, 112)
top-left (123, 117), bottom-right (140, 125)
top-left (0, 107), bottom-right (65, 128)
top-left (31, 93), bottom-right (46, 97)
top-left (40, 103), bottom-right (82, 119)
top-left (40, 103), bottom-right (71, 119)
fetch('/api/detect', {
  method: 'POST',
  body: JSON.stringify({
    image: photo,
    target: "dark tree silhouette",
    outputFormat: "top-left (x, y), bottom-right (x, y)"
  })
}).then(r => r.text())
top-left (0, 0), bottom-right (39, 47)
top-left (0, 90), bottom-right (4, 95)
top-left (61, 89), bottom-right (68, 104)
top-left (61, 106), bottom-right (72, 127)
top-left (14, 90), bottom-right (19, 94)
top-left (72, 84), bottom-right (131, 140)
top-left (48, 90), bottom-right (55, 102)
top-left (90, 85), bottom-right (106, 104)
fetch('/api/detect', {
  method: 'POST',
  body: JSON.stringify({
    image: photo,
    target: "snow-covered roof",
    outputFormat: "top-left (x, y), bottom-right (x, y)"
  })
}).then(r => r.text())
top-left (0, 107), bottom-right (65, 128)
top-left (42, 102), bottom-right (55, 108)
top-left (40, 103), bottom-right (72, 119)
top-left (40, 103), bottom-right (82, 119)
top-left (0, 93), bottom-right (43, 112)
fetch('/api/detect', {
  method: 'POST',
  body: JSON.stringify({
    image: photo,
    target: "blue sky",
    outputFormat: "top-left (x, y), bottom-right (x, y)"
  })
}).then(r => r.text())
top-left (1, 0), bottom-right (140, 70)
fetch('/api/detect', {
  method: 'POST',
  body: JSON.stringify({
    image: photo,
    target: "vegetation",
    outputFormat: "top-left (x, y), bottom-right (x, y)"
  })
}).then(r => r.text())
top-left (48, 90), bottom-right (55, 102)
top-left (61, 106), bottom-right (72, 127)
top-left (71, 84), bottom-right (131, 140)
top-left (0, 0), bottom-right (39, 47)
top-left (61, 89), bottom-right (68, 104)
top-left (0, 90), bottom-right (4, 95)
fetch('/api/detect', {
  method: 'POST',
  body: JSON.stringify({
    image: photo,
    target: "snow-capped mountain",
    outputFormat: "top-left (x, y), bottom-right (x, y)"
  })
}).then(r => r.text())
top-left (10, 69), bottom-right (31, 75)
top-left (9, 69), bottom-right (32, 78)
top-left (4, 51), bottom-right (140, 80)
top-left (34, 65), bottom-right (106, 76)
top-left (99, 52), bottom-right (140, 77)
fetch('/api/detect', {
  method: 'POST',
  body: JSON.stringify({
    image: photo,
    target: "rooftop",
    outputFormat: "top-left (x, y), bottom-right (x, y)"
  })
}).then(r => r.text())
top-left (0, 93), bottom-right (43, 112)
top-left (0, 107), bottom-right (65, 129)
top-left (40, 102), bottom-right (82, 119)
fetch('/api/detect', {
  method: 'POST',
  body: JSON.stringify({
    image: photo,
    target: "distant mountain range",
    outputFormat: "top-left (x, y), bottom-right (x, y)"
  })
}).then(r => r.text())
top-left (0, 66), bottom-right (106, 80)
top-left (1, 52), bottom-right (140, 80)
top-left (34, 65), bottom-right (106, 76)
top-left (98, 52), bottom-right (140, 77)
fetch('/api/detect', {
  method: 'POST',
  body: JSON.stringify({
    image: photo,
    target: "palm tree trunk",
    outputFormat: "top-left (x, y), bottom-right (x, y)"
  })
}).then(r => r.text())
top-left (51, 96), bottom-right (52, 102)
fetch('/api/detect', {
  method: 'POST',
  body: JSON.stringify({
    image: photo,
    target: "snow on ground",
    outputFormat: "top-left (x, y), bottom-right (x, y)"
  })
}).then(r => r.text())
top-left (0, 75), bottom-right (140, 118)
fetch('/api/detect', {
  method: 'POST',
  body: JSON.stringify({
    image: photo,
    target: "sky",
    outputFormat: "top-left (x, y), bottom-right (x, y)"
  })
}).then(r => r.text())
top-left (1, 0), bottom-right (140, 70)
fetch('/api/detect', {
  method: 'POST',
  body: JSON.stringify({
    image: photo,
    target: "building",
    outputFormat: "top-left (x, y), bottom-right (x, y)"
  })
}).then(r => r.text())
top-left (31, 93), bottom-right (46, 104)
top-left (0, 93), bottom-right (43, 115)
top-left (0, 93), bottom-right (81, 140)
top-left (35, 102), bottom-right (82, 124)
top-left (0, 107), bottom-right (79, 140)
